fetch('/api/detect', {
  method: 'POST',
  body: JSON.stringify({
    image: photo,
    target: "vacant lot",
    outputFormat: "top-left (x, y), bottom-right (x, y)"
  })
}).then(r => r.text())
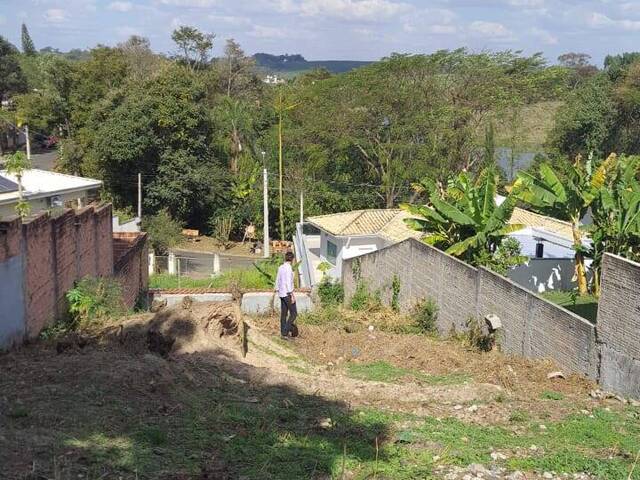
top-left (1, 303), bottom-right (638, 480)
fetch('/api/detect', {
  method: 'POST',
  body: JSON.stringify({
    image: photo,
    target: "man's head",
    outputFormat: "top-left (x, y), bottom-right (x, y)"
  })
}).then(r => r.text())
top-left (285, 251), bottom-right (294, 263)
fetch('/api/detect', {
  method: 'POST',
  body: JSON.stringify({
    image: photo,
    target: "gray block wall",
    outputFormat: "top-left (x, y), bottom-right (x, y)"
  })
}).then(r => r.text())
top-left (343, 238), bottom-right (599, 380)
top-left (597, 254), bottom-right (640, 398)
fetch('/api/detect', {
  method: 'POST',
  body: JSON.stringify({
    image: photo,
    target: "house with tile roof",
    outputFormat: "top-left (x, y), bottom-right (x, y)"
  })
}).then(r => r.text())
top-left (297, 205), bottom-right (591, 293)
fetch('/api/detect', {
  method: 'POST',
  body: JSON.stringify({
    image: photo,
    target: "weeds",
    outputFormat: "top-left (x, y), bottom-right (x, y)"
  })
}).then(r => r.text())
top-left (350, 281), bottom-right (381, 311)
top-left (541, 390), bottom-right (564, 401)
top-left (411, 298), bottom-right (439, 334)
top-left (317, 277), bottom-right (344, 306)
top-left (391, 275), bottom-right (401, 312)
top-left (66, 277), bottom-right (125, 330)
top-left (346, 360), bottom-right (470, 386)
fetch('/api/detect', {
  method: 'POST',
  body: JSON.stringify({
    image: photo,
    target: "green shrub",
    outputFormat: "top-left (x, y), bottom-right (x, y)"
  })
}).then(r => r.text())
top-left (143, 209), bottom-right (183, 255)
top-left (411, 298), bottom-right (439, 334)
top-left (317, 278), bottom-right (344, 306)
top-left (66, 277), bottom-right (125, 329)
top-left (391, 275), bottom-right (401, 312)
top-left (349, 281), bottom-right (381, 311)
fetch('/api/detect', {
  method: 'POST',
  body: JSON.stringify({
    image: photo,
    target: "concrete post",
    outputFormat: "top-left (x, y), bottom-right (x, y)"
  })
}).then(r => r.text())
top-left (168, 251), bottom-right (176, 275)
top-left (213, 253), bottom-right (220, 275)
top-left (148, 251), bottom-right (155, 275)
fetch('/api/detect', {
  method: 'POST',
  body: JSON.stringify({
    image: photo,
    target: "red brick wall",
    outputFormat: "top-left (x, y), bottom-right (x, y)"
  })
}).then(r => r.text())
top-left (75, 207), bottom-right (97, 279)
top-left (95, 204), bottom-right (114, 277)
top-left (22, 214), bottom-right (56, 337)
top-left (0, 216), bottom-right (21, 263)
top-left (113, 232), bottom-right (149, 308)
top-left (0, 204), bottom-right (120, 340)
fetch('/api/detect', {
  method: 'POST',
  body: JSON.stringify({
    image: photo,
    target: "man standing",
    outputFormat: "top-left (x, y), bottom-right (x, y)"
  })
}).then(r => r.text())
top-left (275, 252), bottom-right (297, 339)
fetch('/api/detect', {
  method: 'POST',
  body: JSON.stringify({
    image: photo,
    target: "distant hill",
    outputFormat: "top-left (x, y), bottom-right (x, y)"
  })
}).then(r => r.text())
top-left (253, 53), bottom-right (372, 75)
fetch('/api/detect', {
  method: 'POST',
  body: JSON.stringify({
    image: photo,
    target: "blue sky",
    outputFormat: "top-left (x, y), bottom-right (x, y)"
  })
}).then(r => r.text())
top-left (0, 0), bottom-right (638, 64)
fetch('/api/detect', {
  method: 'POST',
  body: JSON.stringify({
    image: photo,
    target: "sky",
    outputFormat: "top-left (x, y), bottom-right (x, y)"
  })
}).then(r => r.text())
top-left (0, 0), bottom-right (638, 64)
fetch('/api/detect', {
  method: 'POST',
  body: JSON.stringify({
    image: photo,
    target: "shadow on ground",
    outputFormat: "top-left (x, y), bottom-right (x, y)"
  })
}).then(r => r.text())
top-left (0, 307), bottom-right (390, 480)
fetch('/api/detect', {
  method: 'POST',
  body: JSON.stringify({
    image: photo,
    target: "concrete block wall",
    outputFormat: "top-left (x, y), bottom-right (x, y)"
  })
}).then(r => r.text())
top-left (0, 205), bottom-right (123, 349)
top-left (343, 238), bottom-right (599, 380)
top-left (597, 254), bottom-right (640, 398)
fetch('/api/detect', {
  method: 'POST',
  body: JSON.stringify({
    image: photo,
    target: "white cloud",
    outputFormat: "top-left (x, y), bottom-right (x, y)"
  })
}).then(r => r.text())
top-left (159, 0), bottom-right (217, 6)
top-left (108, 1), bottom-right (133, 12)
top-left (208, 14), bottom-right (251, 26)
top-left (44, 8), bottom-right (67, 23)
top-left (530, 27), bottom-right (557, 45)
top-left (507, 0), bottom-right (544, 6)
top-left (271, 0), bottom-right (413, 21)
top-left (116, 25), bottom-right (140, 37)
top-left (586, 11), bottom-right (640, 31)
top-left (248, 25), bottom-right (289, 38)
top-left (428, 24), bottom-right (457, 34)
top-left (469, 20), bottom-right (512, 38)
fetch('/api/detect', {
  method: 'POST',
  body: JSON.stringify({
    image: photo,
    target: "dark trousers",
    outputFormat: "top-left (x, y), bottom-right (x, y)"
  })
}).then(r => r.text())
top-left (280, 295), bottom-right (298, 337)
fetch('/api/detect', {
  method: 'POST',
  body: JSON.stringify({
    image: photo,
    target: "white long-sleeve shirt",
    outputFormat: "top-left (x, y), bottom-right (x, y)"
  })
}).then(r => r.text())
top-left (275, 262), bottom-right (294, 298)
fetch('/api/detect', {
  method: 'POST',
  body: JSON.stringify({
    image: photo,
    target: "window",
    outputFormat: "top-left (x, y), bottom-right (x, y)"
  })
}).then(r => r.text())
top-left (327, 240), bottom-right (338, 264)
top-left (535, 242), bottom-right (544, 259)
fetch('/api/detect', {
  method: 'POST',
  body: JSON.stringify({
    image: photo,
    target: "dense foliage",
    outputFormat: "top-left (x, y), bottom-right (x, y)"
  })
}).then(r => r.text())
top-left (1, 29), bottom-right (575, 237)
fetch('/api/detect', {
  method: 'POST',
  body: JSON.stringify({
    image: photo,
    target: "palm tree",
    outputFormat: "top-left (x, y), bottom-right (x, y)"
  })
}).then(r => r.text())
top-left (513, 153), bottom-right (617, 295)
top-left (4, 150), bottom-right (31, 218)
top-left (401, 169), bottom-right (525, 265)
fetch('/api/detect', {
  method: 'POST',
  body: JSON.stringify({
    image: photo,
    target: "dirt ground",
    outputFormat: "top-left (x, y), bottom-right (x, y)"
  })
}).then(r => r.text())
top-left (176, 236), bottom-right (260, 256)
top-left (0, 302), bottom-right (634, 480)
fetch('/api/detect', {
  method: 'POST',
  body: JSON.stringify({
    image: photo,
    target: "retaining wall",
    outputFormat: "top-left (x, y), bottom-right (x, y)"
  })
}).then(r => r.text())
top-left (342, 238), bottom-right (599, 380)
top-left (597, 254), bottom-right (640, 398)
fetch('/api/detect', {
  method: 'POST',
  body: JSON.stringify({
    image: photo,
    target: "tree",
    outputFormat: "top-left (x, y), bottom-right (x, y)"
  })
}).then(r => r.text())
top-left (21, 23), bottom-right (36, 56)
top-left (3, 151), bottom-right (32, 218)
top-left (401, 168), bottom-right (526, 268)
top-left (513, 154), bottom-right (618, 295)
top-left (550, 74), bottom-right (616, 157)
top-left (274, 88), bottom-right (298, 240)
top-left (117, 35), bottom-right (163, 82)
top-left (557, 52), bottom-right (598, 88)
top-left (0, 36), bottom-right (27, 100)
top-left (142, 209), bottom-right (183, 254)
top-left (216, 39), bottom-right (258, 97)
top-left (171, 26), bottom-right (215, 71)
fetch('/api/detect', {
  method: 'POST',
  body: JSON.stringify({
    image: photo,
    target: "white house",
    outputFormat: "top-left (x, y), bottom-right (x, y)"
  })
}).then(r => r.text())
top-left (298, 209), bottom-right (422, 285)
top-left (296, 206), bottom-right (590, 293)
top-left (0, 169), bottom-right (102, 218)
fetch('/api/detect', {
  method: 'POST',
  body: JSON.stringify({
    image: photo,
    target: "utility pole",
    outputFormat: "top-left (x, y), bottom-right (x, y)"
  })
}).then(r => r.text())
top-left (24, 125), bottom-right (31, 161)
top-left (137, 172), bottom-right (142, 221)
top-left (278, 91), bottom-right (285, 241)
top-left (299, 190), bottom-right (304, 225)
top-left (263, 166), bottom-right (270, 258)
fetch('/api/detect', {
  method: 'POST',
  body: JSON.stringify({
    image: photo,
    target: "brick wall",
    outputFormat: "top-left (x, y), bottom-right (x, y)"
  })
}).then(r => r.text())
top-left (343, 238), bottom-right (599, 379)
top-left (0, 204), bottom-right (133, 348)
top-left (597, 254), bottom-right (640, 398)
top-left (113, 232), bottom-right (149, 308)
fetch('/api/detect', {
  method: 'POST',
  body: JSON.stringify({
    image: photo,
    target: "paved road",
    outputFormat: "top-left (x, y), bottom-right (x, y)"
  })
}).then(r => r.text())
top-left (30, 150), bottom-right (58, 171)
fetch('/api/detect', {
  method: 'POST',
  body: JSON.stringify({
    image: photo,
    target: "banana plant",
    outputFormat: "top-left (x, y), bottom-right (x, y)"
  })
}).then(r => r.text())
top-left (401, 168), bottom-right (525, 266)
top-left (588, 155), bottom-right (640, 295)
top-left (512, 153), bottom-right (618, 296)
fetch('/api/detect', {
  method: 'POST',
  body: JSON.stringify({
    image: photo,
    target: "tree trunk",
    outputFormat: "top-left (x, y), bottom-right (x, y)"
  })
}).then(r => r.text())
top-left (572, 222), bottom-right (588, 296)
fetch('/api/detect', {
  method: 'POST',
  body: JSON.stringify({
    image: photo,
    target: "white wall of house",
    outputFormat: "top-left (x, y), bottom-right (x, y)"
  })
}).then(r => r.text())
top-left (319, 231), bottom-right (385, 279)
top-left (508, 258), bottom-right (593, 293)
top-left (0, 191), bottom-right (91, 218)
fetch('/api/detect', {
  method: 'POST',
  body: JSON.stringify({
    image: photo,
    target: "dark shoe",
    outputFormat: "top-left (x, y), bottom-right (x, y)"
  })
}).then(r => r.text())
top-left (290, 324), bottom-right (299, 338)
